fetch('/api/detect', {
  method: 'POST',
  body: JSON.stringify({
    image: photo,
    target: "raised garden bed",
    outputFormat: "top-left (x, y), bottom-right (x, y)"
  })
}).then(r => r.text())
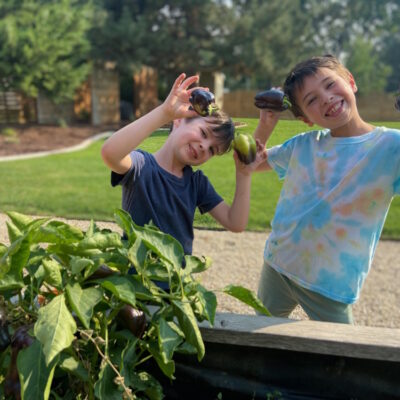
top-left (155, 313), bottom-right (400, 399)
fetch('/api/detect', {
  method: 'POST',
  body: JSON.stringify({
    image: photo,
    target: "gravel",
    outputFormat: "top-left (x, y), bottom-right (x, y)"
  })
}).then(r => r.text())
top-left (1, 213), bottom-right (398, 328)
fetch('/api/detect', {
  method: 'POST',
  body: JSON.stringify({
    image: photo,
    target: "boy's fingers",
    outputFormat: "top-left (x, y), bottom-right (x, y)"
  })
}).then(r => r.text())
top-left (181, 75), bottom-right (199, 90)
top-left (173, 73), bottom-right (186, 89)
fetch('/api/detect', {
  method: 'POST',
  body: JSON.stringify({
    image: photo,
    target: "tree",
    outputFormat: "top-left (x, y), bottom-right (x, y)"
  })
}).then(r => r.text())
top-left (222, 0), bottom-right (314, 90)
top-left (0, 0), bottom-right (92, 105)
top-left (89, 0), bottom-right (235, 90)
top-left (345, 36), bottom-right (391, 95)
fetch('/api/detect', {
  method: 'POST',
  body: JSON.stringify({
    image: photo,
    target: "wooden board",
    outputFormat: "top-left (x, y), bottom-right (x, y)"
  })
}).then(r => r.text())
top-left (199, 313), bottom-right (400, 362)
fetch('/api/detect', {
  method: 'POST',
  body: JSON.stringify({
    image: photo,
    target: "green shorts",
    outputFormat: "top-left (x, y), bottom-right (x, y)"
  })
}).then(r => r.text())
top-left (257, 262), bottom-right (354, 324)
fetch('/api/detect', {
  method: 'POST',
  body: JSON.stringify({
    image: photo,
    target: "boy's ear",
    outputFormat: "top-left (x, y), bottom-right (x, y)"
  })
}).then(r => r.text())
top-left (348, 73), bottom-right (358, 93)
top-left (297, 116), bottom-right (314, 127)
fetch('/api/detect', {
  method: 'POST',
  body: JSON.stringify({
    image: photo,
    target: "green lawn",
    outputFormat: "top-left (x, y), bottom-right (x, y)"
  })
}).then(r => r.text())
top-left (1, 119), bottom-right (399, 238)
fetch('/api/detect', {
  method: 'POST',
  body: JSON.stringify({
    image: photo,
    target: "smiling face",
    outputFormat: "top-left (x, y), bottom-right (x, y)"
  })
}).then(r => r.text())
top-left (294, 68), bottom-right (358, 133)
top-left (173, 118), bottom-right (224, 166)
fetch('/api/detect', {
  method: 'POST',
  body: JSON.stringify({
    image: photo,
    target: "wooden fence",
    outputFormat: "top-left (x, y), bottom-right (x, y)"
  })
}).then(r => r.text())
top-left (223, 90), bottom-right (400, 121)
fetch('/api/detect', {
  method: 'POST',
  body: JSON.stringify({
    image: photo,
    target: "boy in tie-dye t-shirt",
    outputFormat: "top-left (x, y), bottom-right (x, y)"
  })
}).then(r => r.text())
top-left (253, 55), bottom-right (400, 323)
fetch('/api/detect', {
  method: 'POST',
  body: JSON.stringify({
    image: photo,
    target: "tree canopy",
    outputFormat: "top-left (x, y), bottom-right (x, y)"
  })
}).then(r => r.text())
top-left (1, 0), bottom-right (398, 102)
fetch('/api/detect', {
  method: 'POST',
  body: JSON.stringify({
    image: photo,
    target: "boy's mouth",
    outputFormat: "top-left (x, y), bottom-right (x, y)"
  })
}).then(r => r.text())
top-left (325, 100), bottom-right (344, 117)
top-left (188, 144), bottom-right (198, 159)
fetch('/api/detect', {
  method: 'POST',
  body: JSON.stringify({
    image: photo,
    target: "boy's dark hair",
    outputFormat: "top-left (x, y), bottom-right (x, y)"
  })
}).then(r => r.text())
top-left (283, 54), bottom-right (352, 118)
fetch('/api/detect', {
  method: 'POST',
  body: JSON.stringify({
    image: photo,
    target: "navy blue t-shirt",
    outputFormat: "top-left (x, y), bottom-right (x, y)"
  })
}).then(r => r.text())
top-left (111, 150), bottom-right (223, 254)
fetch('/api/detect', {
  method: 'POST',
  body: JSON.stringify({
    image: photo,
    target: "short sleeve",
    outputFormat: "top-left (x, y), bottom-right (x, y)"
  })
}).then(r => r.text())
top-left (111, 151), bottom-right (145, 187)
top-left (266, 138), bottom-right (296, 180)
top-left (195, 170), bottom-right (223, 214)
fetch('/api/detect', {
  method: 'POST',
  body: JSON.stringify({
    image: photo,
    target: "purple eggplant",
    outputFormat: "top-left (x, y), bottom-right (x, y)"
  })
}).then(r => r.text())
top-left (189, 89), bottom-right (219, 116)
top-left (254, 88), bottom-right (291, 111)
top-left (117, 305), bottom-right (146, 338)
top-left (0, 306), bottom-right (11, 351)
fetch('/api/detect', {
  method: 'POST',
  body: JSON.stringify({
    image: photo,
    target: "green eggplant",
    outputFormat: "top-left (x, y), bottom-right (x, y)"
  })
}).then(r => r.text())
top-left (232, 133), bottom-right (256, 164)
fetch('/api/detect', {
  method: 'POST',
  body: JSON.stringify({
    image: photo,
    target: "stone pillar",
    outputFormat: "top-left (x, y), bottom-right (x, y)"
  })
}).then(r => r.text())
top-left (133, 66), bottom-right (159, 118)
top-left (91, 62), bottom-right (120, 126)
top-left (198, 71), bottom-right (225, 109)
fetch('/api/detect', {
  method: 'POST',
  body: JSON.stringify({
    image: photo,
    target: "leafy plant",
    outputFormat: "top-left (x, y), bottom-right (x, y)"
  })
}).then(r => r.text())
top-left (0, 210), bottom-right (270, 399)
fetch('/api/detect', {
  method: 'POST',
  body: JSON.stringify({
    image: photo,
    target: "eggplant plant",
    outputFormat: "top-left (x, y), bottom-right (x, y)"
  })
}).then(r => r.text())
top-left (0, 210), bottom-right (270, 400)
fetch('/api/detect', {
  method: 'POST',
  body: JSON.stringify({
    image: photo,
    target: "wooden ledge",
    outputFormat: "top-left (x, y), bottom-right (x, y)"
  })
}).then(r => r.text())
top-left (199, 313), bottom-right (400, 362)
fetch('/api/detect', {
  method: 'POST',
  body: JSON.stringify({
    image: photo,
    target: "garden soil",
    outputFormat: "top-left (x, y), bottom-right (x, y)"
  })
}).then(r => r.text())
top-left (0, 125), bottom-right (399, 328)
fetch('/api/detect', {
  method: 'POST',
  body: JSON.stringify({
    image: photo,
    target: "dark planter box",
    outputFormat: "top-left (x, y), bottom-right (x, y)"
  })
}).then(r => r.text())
top-left (156, 313), bottom-right (400, 400)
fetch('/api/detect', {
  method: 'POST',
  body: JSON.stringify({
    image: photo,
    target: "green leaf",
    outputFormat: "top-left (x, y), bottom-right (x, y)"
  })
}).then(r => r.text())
top-left (223, 285), bottom-right (271, 316)
top-left (127, 238), bottom-right (147, 273)
top-left (34, 221), bottom-right (84, 244)
top-left (59, 353), bottom-right (89, 382)
top-left (17, 340), bottom-right (58, 400)
top-left (172, 298), bottom-right (205, 361)
top-left (114, 208), bottom-right (135, 241)
top-left (66, 283), bottom-right (103, 329)
top-left (6, 211), bottom-right (34, 231)
top-left (6, 220), bottom-right (22, 243)
top-left (70, 256), bottom-right (94, 275)
top-left (130, 371), bottom-right (164, 400)
top-left (34, 294), bottom-right (77, 365)
top-left (183, 255), bottom-right (212, 275)
top-left (77, 232), bottom-right (122, 251)
top-left (94, 362), bottom-right (122, 400)
top-left (42, 258), bottom-right (62, 288)
top-left (157, 318), bottom-right (184, 363)
top-left (147, 340), bottom-right (175, 379)
top-left (0, 265), bottom-right (24, 292)
top-left (99, 275), bottom-right (136, 307)
top-left (192, 284), bottom-right (217, 325)
top-left (138, 228), bottom-right (184, 271)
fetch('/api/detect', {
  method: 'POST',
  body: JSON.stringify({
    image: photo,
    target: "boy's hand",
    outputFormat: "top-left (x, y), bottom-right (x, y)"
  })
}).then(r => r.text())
top-left (234, 138), bottom-right (267, 175)
top-left (259, 108), bottom-right (280, 127)
top-left (162, 73), bottom-right (208, 120)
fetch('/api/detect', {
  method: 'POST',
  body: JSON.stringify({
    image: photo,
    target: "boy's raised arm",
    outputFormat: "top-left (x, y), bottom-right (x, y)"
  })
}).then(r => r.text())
top-left (101, 73), bottom-right (201, 174)
top-left (254, 109), bottom-right (280, 147)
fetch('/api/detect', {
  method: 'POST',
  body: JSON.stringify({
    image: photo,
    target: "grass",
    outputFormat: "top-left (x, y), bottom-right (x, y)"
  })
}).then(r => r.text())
top-left (0, 119), bottom-right (399, 239)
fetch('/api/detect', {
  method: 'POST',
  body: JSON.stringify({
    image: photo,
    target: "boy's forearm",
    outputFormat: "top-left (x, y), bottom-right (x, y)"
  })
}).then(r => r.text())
top-left (254, 120), bottom-right (276, 147)
top-left (226, 173), bottom-right (252, 231)
top-left (101, 105), bottom-right (170, 169)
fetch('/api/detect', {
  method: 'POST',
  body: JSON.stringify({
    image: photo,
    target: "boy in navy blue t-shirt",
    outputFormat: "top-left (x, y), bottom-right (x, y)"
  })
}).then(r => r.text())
top-left (102, 73), bottom-right (266, 255)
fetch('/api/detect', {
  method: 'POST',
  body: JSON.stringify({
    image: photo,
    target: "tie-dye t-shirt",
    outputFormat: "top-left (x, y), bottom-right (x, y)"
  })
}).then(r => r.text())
top-left (265, 126), bottom-right (400, 304)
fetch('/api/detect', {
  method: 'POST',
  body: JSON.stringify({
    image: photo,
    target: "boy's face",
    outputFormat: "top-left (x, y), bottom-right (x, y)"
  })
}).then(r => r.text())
top-left (295, 67), bottom-right (357, 131)
top-left (173, 118), bottom-right (222, 166)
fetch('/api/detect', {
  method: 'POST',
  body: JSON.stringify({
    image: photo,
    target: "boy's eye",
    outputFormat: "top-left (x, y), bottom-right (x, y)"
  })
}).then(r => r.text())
top-left (307, 97), bottom-right (316, 106)
top-left (327, 81), bottom-right (335, 88)
top-left (201, 130), bottom-right (207, 138)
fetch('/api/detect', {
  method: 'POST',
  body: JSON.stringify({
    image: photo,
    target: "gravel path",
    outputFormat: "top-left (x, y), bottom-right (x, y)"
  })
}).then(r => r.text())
top-left (1, 214), bottom-right (398, 328)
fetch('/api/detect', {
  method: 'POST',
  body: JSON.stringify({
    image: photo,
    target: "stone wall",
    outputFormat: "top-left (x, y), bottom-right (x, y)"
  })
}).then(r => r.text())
top-left (37, 93), bottom-right (75, 125)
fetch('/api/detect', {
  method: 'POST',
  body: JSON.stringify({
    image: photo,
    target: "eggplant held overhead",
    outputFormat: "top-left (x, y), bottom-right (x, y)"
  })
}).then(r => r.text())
top-left (189, 89), bottom-right (219, 116)
top-left (254, 88), bottom-right (291, 112)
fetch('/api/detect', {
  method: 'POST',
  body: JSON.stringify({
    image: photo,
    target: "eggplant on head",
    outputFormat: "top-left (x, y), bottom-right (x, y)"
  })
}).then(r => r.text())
top-left (189, 89), bottom-right (219, 116)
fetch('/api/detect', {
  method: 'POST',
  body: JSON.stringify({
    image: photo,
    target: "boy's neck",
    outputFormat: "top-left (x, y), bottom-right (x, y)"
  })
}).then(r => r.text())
top-left (154, 147), bottom-right (185, 178)
top-left (329, 118), bottom-right (375, 138)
